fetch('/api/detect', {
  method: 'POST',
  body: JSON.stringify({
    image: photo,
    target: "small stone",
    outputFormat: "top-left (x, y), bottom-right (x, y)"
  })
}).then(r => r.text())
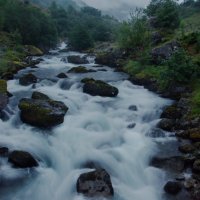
top-left (56, 73), bottom-right (68, 78)
top-left (127, 123), bottom-right (136, 129)
top-left (128, 105), bottom-right (137, 111)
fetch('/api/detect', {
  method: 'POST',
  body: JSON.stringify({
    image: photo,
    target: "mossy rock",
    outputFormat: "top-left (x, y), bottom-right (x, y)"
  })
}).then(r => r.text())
top-left (18, 98), bottom-right (68, 128)
top-left (81, 78), bottom-right (95, 84)
top-left (0, 80), bottom-right (7, 94)
top-left (188, 128), bottom-right (200, 141)
top-left (68, 66), bottom-right (96, 73)
top-left (19, 73), bottom-right (37, 86)
top-left (178, 144), bottom-right (195, 154)
top-left (24, 45), bottom-right (43, 56)
top-left (83, 79), bottom-right (118, 97)
top-left (31, 91), bottom-right (50, 100)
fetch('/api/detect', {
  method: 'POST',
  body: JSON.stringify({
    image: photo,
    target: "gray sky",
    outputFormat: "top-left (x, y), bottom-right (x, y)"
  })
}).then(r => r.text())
top-left (82, 0), bottom-right (151, 10)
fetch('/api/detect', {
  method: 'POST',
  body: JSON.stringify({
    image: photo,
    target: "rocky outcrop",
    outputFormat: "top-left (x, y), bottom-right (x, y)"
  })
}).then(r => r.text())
top-left (24, 45), bottom-right (43, 56)
top-left (8, 150), bottom-right (38, 168)
top-left (19, 73), bottom-right (37, 86)
top-left (151, 40), bottom-right (180, 64)
top-left (76, 169), bottom-right (114, 198)
top-left (82, 78), bottom-right (118, 97)
top-left (68, 66), bottom-right (96, 73)
top-left (18, 96), bottom-right (68, 128)
top-left (66, 55), bottom-right (89, 64)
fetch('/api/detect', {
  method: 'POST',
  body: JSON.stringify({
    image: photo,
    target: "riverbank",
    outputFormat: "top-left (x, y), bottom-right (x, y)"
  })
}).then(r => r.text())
top-left (89, 41), bottom-right (200, 199)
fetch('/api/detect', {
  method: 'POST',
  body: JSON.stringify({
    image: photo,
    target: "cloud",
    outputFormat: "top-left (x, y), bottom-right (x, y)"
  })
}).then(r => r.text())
top-left (82, 0), bottom-right (151, 10)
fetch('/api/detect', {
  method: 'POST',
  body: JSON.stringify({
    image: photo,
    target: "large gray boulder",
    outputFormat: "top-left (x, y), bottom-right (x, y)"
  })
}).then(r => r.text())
top-left (18, 97), bottom-right (68, 128)
top-left (82, 79), bottom-right (118, 97)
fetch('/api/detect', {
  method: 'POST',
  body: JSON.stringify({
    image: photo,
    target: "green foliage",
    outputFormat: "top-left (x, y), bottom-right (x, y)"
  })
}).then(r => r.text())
top-left (162, 49), bottom-right (198, 83)
top-left (1, 0), bottom-right (58, 48)
top-left (118, 9), bottom-right (151, 50)
top-left (146, 0), bottom-right (180, 30)
top-left (68, 24), bottom-right (94, 50)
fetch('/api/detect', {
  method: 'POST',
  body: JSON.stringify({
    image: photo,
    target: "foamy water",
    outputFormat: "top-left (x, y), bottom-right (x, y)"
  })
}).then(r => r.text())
top-left (0, 43), bottom-right (172, 200)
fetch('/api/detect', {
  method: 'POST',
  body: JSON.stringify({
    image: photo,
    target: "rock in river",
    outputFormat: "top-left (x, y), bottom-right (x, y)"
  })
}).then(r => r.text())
top-left (82, 79), bottom-right (118, 97)
top-left (164, 181), bottom-right (182, 195)
top-left (67, 55), bottom-right (89, 64)
top-left (19, 73), bottom-right (37, 86)
top-left (76, 169), bottom-right (114, 198)
top-left (18, 97), bottom-right (68, 128)
top-left (8, 150), bottom-right (38, 168)
top-left (68, 66), bottom-right (96, 73)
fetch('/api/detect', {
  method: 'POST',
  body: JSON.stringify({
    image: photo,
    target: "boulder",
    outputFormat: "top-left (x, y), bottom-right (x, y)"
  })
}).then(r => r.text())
top-left (31, 91), bottom-right (50, 100)
top-left (56, 73), bottom-right (68, 78)
top-left (19, 73), bottom-right (37, 86)
top-left (179, 144), bottom-right (195, 154)
top-left (164, 181), bottom-right (182, 195)
top-left (18, 98), bottom-right (68, 128)
top-left (24, 45), bottom-right (43, 56)
top-left (8, 150), bottom-right (38, 168)
top-left (83, 79), bottom-right (118, 97)
top-left (67, 56), bottom-right (89, 64)
top-left (151, 40), bottom-right (180, 64)
top-left (188, 128), bottom-right (200, 142)
top-left (68, 66), bottom-right (96, 73)
top-left (76, 169), bottom-right (114, 198)
top-left (157, 118), bottom-right (175, 131)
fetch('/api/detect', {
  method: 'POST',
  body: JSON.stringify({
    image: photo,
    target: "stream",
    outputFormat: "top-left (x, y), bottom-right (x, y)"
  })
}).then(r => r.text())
top-left (0, 43), bottom-right (174, 200)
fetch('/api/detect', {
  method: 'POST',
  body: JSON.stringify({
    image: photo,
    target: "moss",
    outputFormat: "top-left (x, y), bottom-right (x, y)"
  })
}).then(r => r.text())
top-left (0, 79), bottom-right (7, 94)
top-left (24, 45), bottom-right (43, 56)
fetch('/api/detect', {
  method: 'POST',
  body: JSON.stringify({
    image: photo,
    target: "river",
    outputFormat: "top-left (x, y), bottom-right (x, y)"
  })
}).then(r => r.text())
top-left (0, 43), bottom-right (172, 200)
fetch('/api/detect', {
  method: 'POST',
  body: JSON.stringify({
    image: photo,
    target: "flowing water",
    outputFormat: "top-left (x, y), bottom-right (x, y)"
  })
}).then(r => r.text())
top-left (0, 43), bottom-right (173, 200)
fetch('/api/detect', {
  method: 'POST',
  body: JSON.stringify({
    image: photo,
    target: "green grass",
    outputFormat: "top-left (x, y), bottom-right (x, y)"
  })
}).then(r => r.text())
top-left (123, 60), bottom-right (168, 89)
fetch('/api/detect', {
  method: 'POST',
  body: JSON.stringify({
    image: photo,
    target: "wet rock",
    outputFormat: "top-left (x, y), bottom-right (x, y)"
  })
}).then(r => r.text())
top-left (31, 91), bottom-right (50, 100)
top-left (179, 144), bottom-right (195, 154)
top-left (188, 128), bottom-right (200, 142)
top-left (193, 160), bottom-right (200, 173)
top-left (164, 181), bottom-right (182, 195)
top-left (68, 66), bottom-right (96, 73)
top-left (8, 150), bottom-right (38, 168)
top-left (0, 80), bottom-right (9, 111)
top-left (67, 55), bottom-right (89, 64)
top-left (175, 130), bottom-right (190, 139)
top-left (128, 105), bottom-right (137, 111)
top-left (161, 104), bottom-right (181, 119)
top-left (184, 178), bottom-right (198, 190)
top-left (127, 123), bottom-right (136, 129)
top-left (76, 169), bottom-right (114, 198)
top-left (56, 73), bottom-right (68, 78)
top-left (19, 73), bottom-right (37, 86)
top-left (18, 98), bottom-right (68, 128)
top-left (150, 156), bottom-right (185, 173)
top-left (157, 118), bottom-right (175, 131)
top-left (183, 154), bottom-right (196, 165)
top-left (83, 79), bottom-right (118, 97)
top-left (151, 40), bottom-right (180, 64)
top-left (24, 45), bottom-right (43, 56)
top-left (0, 147), bottom-right (9, 157)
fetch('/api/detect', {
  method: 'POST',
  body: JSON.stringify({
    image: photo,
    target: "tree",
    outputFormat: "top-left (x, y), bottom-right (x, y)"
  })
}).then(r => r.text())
top-left (68, 24), bottom-right (94, 50)
top-left (118, 9), bottom-right (151, 51)
top-left (146, 0), bottom-right (180, 30)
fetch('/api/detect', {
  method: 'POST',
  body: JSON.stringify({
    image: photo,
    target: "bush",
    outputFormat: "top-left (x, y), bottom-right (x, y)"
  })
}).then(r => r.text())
top-left (118, 9), bottom-right (151, 51)
top-left (162, 49), bottom-right (198, 83)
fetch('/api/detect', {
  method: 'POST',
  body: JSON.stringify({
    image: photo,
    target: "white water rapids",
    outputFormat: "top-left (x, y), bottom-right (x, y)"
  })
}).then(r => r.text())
top-left (0, 43), bottom-right (172, 200)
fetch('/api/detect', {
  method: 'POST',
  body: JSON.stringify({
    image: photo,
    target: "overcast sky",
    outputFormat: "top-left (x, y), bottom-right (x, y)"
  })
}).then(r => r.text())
top-left (82, 0), bottom-right (151, 10)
